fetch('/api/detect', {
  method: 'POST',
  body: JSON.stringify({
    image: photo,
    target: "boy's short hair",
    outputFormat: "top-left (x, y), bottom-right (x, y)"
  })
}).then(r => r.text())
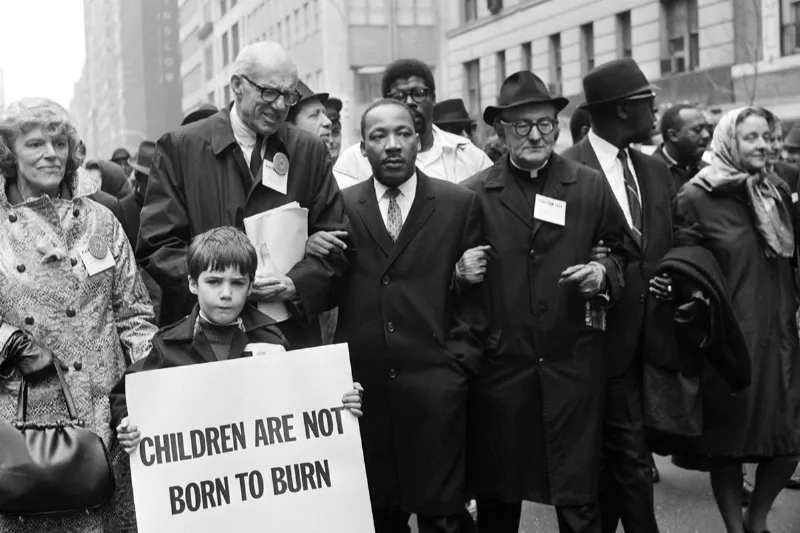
top-left (187, 226), bottom-right (258, 281)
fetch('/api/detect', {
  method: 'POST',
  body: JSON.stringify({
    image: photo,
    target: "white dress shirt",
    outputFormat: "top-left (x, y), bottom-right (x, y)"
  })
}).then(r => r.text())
top-left (230, 103), bottom-right (264, 167)
top-left (588, 130), bottom-right (642, 230)
top-left (373, 174), bottom-right (417, 229)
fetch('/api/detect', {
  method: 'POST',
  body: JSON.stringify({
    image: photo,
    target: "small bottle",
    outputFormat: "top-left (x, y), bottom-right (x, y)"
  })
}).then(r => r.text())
top-left (585, 299), bottom-right (606, 331)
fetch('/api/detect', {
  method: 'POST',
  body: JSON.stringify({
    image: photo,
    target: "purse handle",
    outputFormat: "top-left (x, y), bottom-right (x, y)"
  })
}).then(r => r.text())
top-left (15, 359), bottom-right (79, 425)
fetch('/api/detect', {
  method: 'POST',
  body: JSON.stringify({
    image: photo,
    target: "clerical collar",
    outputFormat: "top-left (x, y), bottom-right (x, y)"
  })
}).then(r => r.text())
top-left (509, 155), bottom-right (548, 178)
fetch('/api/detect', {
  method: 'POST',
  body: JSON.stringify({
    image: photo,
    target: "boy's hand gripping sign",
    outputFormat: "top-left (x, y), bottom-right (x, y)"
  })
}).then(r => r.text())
top-left (127, 344), bottom-right (374, 532)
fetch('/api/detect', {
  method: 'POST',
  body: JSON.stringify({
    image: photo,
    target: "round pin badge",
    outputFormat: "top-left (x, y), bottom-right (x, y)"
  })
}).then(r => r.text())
top-left (273, 153), bottom-right (289, 176)
top-left (88, 235), bottom-right (108, 260)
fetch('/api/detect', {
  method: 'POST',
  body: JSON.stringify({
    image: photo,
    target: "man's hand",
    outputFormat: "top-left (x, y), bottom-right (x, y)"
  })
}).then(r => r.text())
top-left (590, 240), bottom-right (610, 261)
top-left (117, 417), bottom-right (142, 455)
top-left (649, 273), bottom-right (673, 302)
top-left (558, 262), bottom-right (607, 298)
top-left (250, 276), bottom-right (298, 303)
top-left (455, 245), bottom-right (491, 285)
top-left (305, 230), bottom-right (348, 259)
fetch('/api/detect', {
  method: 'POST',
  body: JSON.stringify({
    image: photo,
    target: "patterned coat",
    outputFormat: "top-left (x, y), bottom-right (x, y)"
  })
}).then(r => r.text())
top-left (0, 168), bottom-right (156, 532)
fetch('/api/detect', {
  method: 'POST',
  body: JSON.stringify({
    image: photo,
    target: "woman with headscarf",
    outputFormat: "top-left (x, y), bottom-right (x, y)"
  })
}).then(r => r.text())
top-left (675, 106), bottom-right (800, 533)
top-left (0, 98), bottom-right (156, 532)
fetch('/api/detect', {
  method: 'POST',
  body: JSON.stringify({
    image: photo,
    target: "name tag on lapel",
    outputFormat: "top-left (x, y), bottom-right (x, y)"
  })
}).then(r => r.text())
top-left (793, 192), bottom-right (798, 203)
top-left (262, 160), bottom-right (288, 195)
top-left (79, 246), bottom-right (115, 276)
top-left (533, 194), bottom-right (566, 226)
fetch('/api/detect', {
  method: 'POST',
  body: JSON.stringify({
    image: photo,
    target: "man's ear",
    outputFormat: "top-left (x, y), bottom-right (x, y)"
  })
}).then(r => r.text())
top-left (416, 134), bottom-right (422, 151)
top-left (360, 140), bottom-right (366, 157)
top-left (188, 276), bottom-right (198, 295)
top-left (667, 128), bottom-right (680, 143)
top-left (230, 75), bottom-right (243, 99)
top-left (617, 102), bottom-right (629, 120)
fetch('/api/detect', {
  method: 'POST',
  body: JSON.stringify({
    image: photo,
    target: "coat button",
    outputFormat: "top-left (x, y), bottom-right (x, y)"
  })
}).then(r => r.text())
top-left (382, 275), bottom-right (390, 285)
top-left (73, 362), bottom-right (82, 371)
top-left (66, 308), bottom-right (76, 318)
top-left (538, 358), bottom-right (545, 365)
top-left (386, 322), bottom-right (395, 333)
top-left (8, 213), bottom-right (17, 222)
top-left (16, 264), bottom-right (25, 273)
top-left (389, 369), bottom-right (397, 379)
top-left (73, 209), bottom-right (80, 217)
top-left (70, 258), bottom-right (78, 267)
top-left (529, 249), bottom-right (536, 259)
top-left (24, 317), bottom-right (34, 325)
top-left (640, 294), bottom-right (646, 303)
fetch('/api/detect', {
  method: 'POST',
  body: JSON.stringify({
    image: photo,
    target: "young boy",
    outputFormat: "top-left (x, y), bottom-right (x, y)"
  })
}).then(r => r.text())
top-left (111, 226), bottom-right (363, 452)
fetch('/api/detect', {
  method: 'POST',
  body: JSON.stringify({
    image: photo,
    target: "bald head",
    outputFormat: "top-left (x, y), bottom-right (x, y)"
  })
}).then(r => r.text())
top-left (231, 41), bottom-right (299, 136)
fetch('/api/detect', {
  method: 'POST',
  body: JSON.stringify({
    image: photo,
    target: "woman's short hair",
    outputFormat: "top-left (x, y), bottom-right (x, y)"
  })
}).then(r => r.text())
top-left (0, 97), bottom-right (82, 181)
top-left (187, 226), bottom-right (258, 281)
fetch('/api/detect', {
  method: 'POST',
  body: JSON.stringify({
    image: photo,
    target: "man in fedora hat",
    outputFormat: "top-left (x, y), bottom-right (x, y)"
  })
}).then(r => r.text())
top-left (111, 146), bottom-right (134, 177)
top-left (434, 98), bottom-right (477, 143)
top-left (783, 123), bottom-right (800, 165)
top-left (561, 57), bottom-right (674, 533)
top-left (324, 96), bottom-right (343, 163)
top-left (461, 70), bottom-right (629, 533)
top-left (181, 103), bottom-right (219, 127)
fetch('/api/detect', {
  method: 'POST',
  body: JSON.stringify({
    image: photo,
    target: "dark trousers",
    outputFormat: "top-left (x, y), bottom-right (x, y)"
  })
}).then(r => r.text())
top-left (372, 507), bottom-right (463, 533)
top-left (476, 499), bottom-right (601, 533)
top-left (599, 368), bottom-right (659, 533)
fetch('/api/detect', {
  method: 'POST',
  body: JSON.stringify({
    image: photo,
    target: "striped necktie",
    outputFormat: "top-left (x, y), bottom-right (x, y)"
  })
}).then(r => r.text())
top-left (616, 149), bottom-right (642, 244)
top-left (385, 188), bottom-right (403, 242)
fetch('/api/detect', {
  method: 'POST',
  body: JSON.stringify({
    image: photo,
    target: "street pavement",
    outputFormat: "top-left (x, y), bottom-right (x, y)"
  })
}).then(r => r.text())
top-left (411, 455), bottom-right (800, 532)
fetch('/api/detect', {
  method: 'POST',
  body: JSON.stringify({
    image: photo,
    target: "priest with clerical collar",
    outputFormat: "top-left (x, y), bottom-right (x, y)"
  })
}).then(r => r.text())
top-left (461, 70), bottom-right (630, 533)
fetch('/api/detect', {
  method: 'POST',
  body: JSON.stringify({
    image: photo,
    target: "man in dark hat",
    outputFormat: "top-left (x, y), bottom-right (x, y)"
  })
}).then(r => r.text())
top-left (461, 70), bottom-right (629, 533)
top-left (138, 41), bottom-right (347, 349)
top-left (111, 147), bottom-right (134, 177)
top-left (783, 123), bottom-right (800, 165)
top-left (181, 103), bottom-right (219, 126)
top-left (334, 58), bottom-right (491, 186)
top-left (561, 57), bottom-right (673, 533)
top-left (324, 97), bottom-right (343, 163)
top-left (434, 98), bottom-right (477, 143)
top-left (653, 104), bottom-right (710, 198)
top-left (287, 80), bottom-right (332, 141)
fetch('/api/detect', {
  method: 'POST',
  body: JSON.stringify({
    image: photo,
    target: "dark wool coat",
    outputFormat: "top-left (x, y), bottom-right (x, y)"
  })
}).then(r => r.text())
top-left (461, 154), bottom-right (628, 506)
top-left (335, 172), bottom-right (488, 516)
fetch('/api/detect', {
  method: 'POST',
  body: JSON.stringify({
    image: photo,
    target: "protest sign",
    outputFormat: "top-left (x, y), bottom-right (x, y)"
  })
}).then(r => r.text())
top-left (126, 344), bottom-right (374, 533)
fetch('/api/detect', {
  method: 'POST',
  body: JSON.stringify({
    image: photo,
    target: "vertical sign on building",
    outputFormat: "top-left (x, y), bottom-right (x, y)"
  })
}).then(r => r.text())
top-left (762, 0), bottom-right (781, 62)
top-left (143, 0), bottom-right (183, 138)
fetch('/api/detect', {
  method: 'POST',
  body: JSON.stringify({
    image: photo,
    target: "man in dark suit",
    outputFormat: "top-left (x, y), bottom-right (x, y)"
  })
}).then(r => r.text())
top-left (653, 104), bottom-right (710, 198)
top-left (335, 99), bottom-right (487, 533)
top-left (462, 71), bottom-right (628, 533)
top-left (138, 42), bottom-right (347, 347)
top-left (561, 58), bottom-right (674, 533)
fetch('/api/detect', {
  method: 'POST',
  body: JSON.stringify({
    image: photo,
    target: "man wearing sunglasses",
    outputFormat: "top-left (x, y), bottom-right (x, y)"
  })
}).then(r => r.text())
top-left (138, 41), bottom-right (348, 350)
top-left (333, 58), bottom-right (491, 188)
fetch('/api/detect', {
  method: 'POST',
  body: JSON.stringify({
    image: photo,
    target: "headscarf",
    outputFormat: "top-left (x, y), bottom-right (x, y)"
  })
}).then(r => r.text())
top-left (691, 107), bottom-right (794, 258)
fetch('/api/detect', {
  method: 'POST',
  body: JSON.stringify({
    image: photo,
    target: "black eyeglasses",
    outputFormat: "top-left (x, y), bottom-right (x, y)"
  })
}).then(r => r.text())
top-left (499, 118), bottom-right (557, 136)
top-left (240, 75), bottom-right (302, 106)
top-left (387, 88), bottom-right (434, 104)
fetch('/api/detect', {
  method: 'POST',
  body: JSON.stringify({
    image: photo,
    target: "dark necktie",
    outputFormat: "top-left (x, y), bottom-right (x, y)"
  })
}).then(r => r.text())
top-left (249, 134), bottom-right (264, 177)
top-left (616, 149), bottom-right (642, 244)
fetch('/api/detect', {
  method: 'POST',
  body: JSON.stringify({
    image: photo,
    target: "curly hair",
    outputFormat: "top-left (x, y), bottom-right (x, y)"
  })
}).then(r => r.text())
top-left (381, 58), bottom-right (436, 98)
top-left (0, 97), bottom-right (83, 182)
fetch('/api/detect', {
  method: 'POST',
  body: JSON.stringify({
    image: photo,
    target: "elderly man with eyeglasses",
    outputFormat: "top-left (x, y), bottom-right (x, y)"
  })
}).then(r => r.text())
top-left (138, 42), bottom-right (348, 350)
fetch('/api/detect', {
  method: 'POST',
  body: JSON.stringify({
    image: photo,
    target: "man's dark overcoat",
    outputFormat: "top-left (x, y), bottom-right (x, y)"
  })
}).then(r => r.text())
top-left (462, 154), bottom-right (627, 506)
top-left (335, 171), bottom-right (488, 516)
top-left (137, 109), bottom-right (348, 342)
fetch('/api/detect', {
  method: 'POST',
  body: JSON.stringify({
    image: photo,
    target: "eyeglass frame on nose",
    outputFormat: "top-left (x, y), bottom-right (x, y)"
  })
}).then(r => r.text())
top-left (387, 88), bottom-right (434, 104)
top-left (498, 118), bottom-right (558, 137)
top-left (240, 74), bottom-right (302, 106)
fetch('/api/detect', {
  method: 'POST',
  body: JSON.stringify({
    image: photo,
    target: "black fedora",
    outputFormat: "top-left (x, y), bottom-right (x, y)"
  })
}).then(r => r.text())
top-left (785, 123), bottom-right (800, 148)
top-left (110, 147), bottom-right (130, 162)
top-left (325, 97), bottom-right (342, 121)
top-left (483, 71), bottom-right (569, 125)
top-left (434, 99), bottom-right (474, 125)
top-left (295, 80), bottom-right (328, 107)
top-left (580, 58), bottom-right (659, 109)
top-left (129, 140), bottom-right (156, 174)
top-left (181, 103), bottom-right (218, 126)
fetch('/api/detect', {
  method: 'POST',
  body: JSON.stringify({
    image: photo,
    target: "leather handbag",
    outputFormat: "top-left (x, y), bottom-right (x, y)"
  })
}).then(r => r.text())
top-left (0, 362), bottom-right (116, 517)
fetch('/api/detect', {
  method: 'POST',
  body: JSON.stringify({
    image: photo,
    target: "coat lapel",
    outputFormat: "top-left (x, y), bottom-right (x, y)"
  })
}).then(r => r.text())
top-left (356, 178), bottom-right (393, 257)
top-left (530, 155), bottom-right (574, 242)
top-left (385, 172), bottom-right (436, 270)
top-left (487, 157), bottom-right (533, 229)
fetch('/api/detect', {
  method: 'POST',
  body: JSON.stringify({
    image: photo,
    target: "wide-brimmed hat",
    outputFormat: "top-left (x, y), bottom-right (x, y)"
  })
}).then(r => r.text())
top-left (785, 123), bottom-right (800, 148)
top-left (129, 140), bottom-right (156, 174)
top-left (579, 58), bottom-right (660, 109)
top-left (483, 71), bottom-right (569, 125)
top-left (296, 81), bottom-right (329, 107)
top-left (181, 103), bottom-right (218, 126)
top-left (110, 147), bottom-right (130, 162)
top-left (325, 97), bottom-right (342, 121)
top-left (434, 99), bottom-right (474, 125)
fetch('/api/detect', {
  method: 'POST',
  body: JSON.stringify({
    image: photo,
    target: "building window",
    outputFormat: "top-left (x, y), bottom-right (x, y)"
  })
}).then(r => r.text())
top-left (295, 9), bottom-right (301, 39)
top-left (580, 23), bottom-right (594, 74)
top-left (355, 70), bottom-right (384, 103)
top-left (204, 45), bottom-right (214, 81)
top-left (549, 34), bottom-right (562, 95)
top-left (521, 42), bottom-right (532, 71)
top-left (219, 0), bottom-right (226, 16)
top-left (231, 0), bottom-right (237, 6)
top-left (203, 1), bottom-right (212, 22)
top-left (232, 23), bottom-right (240, 59)
top-left (350, 0), bottom-right (387, 25)
top-left (464, 60), bottom-right (481, 120)
top-left (496, 51), bottom-right (506, 92)
top-left (781, 0), bottom-right (800, 55)
top-left (277, 21), bottom-right (282, 44)
top-left (181, 27), bottom-right (202, 60)
top-left (616, 11), bottom-right (632, 58)
top-left (488, 0), bottom-right (503, 15)
top-left (304, 3), bottom-right (310, 33)
top-left (286, 15), bottom-right (292, 43)
top-left (180, 0), bottom-right (199, 24)
top-left (661, 0), bottom-right (700, 75)
top-left (463, 0), bottom-right (478, 23)
top-left (222, 32), bottom-right (230, 66)
top-left (396, 0), bottom-right (435, 26)
top-left (183, 65), bottom-right (203, 97)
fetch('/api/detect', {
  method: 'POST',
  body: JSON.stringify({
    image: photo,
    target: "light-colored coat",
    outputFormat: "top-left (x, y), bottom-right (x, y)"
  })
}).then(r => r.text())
top-left (0, 168), bottom-right (156, 532)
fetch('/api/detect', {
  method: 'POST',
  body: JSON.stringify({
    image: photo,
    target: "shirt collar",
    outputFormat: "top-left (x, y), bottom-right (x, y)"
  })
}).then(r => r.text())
top-left (230, 102), bottom-right (257, 148)
top-left (374, 172), bottom-right (418, 200)
top-left (588, 129), bottom-right (628, 173)
top-left (509, 154), bottom-right (548, 178)
top-left (659, 144), bottom-right (680, 167)
top-left (433, 125), bottom-right (470, 151)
